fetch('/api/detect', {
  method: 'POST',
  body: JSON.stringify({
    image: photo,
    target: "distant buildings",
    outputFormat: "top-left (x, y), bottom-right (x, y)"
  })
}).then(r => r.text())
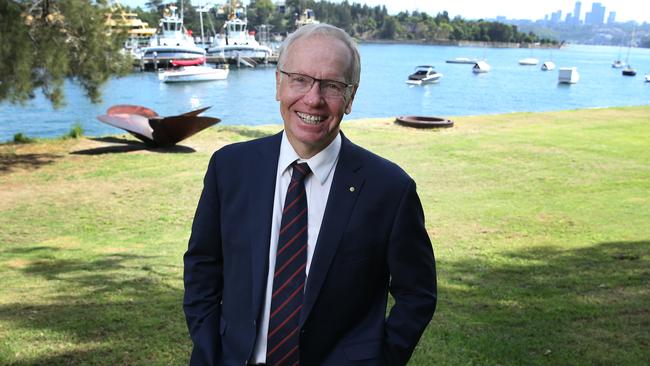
top-left (607, 11), bottom-right (616, 24)
top-left (573, 1), bottom-right (582, 25)
top-left (584, 2), bottom-right (606, 26)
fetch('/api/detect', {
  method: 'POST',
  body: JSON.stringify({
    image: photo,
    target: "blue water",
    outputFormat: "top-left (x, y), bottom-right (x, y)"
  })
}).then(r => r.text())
top-left (1, 44), bottom-right (649, 142)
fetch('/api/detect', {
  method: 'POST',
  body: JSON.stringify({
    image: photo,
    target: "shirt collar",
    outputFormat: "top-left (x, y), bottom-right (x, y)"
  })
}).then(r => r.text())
top-left (279, 131), bottom-right (341, 185)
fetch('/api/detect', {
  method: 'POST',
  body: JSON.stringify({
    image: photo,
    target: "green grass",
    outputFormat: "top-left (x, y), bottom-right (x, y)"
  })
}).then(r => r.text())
top-left (1, 107), bottom-right (649, 365)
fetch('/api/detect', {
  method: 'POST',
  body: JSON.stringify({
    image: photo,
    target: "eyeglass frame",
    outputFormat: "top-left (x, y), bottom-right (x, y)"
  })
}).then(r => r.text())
top-left (278, 70), bottom-right (356, 100)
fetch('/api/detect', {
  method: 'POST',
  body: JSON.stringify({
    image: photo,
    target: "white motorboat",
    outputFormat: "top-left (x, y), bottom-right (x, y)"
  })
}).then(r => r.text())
top-left (519, 57), bottom-right (539, 66)
top-left (206, 4), bottom-right (272, 61)
top-left (405, 65), bottom-right (443, 85)
top-left (445, 57), bottom-right (477, 64)
top-left (472, 61), bottom-right (491, 73)
top-left (612, 60), bottom-right (625, 68)
top-left (159, 65), bottom-right (229, 83)
top-left (541, 61), bottom-right (556, 71)
top-left (558, 67), bottom-right (580, 84)
top-left (645, 73), bottom-right (650, 82)
top-left (140, 5), bottom-right (206, 70)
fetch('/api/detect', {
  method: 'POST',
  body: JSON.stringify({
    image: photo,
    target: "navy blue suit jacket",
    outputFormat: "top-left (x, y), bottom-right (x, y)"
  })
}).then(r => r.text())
top-left (184, 131), bottom-right (436, 365)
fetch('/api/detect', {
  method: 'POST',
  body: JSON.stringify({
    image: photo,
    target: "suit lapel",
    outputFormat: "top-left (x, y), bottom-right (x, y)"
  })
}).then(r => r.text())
top-left (250, 132), bottom-right (282, 318)
top-left (300, 134), bottom-right (365, 326)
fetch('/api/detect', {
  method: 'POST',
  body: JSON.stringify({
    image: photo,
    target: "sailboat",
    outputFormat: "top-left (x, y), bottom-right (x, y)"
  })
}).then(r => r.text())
top-left (612, 45), bottom-right (625, 68)
top-left (621, 30), bottom-right (636, 76)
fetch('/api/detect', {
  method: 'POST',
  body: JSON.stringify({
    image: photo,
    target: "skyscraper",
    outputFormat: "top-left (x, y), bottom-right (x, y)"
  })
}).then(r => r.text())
top-left (585, 2), bottom-right (606, 25)
top-left (573, 1), bottom-right (582, 25)
top-left (607, 11), bottom-right (616, 24)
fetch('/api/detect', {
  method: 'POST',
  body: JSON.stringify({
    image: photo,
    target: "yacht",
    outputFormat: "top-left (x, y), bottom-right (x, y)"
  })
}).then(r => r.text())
top-left (518, 57), bottom-right (539, 66)
top-left (541, 61), bottom-right (556, 71)
top-left (622, 66), bottom-right (637, 76)
top-left (621, 30), bottom-right (637, 77)
top-left (159, 65), bottom-right (229, 83)
top-left (405, 66), bottom-right (443, 85)
top-left (472, 61), bottom-right (491, 73)
top-left (612, 60), bottom-right (625, 68)
top-left (140, 5), bottom-right (206, 70)
top-left (558, 67), bottom-right (580, 84)
top-left (445, 57), bottom-right (477, 64)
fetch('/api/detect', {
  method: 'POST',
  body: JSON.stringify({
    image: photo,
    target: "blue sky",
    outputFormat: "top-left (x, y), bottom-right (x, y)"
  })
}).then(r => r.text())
top-left (120, 1), bottom-right (648, 23)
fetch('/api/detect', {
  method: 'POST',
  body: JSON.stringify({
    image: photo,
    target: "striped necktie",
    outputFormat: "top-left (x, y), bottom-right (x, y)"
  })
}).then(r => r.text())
top-left (267, 162), bottom-right (311, 365)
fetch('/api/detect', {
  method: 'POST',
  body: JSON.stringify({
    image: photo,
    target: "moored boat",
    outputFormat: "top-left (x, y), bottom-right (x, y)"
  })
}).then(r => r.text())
top-left (519, 57), bottom-right (539, 66)
top-left (612, 60), bottom-right (625, 68)
top-left (472, 61), bottom-right (491, 73)
top-left (405, 65), bottom-right (443, 85)
top-left (206, 2), bottom-right (272, 65)
top-left (541, 61), bottom-right (556, 71)
top-left (622, 67), bottom-right (637, 76)
top-left (558, 67), bottom-right (580, 84)
top-left (140, 5), bottom-right (206, 70)
top-left (159, 65), bottom-right (229, 83)
top-left (445, 57), bottom-right (477, 64)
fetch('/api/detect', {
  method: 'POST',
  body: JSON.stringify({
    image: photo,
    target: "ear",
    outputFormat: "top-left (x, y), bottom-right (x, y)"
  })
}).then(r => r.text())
top-left (344, 86), bottom-right (357, 114)
top-left (275, 70), bottom-right (281, 101)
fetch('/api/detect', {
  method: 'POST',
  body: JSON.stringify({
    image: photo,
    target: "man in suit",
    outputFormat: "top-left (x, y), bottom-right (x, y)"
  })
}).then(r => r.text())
top-left (183, 23), bottom-right (436, 366)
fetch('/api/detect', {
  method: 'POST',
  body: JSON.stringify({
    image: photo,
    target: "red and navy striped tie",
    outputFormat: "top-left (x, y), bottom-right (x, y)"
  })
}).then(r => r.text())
top-left (267, 162), bottom-right (311, 366)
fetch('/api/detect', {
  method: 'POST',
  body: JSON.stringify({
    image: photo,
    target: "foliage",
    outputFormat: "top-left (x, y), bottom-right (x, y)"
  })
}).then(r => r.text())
top-left (0, 0), bottom-right (132, 108)
top-left (12, 132), bottom-right (34, 143)
top-left (131, 0), bottom-right (555, 45)
top-left (66, 123), bottom-right (84, 139)
top-left (245, 1), bottom-right (557, 44)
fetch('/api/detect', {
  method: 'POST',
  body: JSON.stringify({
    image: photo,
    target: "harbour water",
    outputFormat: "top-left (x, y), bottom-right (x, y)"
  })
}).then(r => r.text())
top-left (1, 43), bottom-right (649, 142)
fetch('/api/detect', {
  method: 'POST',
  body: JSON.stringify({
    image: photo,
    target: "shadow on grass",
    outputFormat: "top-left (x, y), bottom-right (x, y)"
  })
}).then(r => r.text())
top-left (0, 251), bottom-right (190, 365)
top-left (0, 153), bottom-right (61, 173)
top-left (413, 240), bottom-right (649, 366)
top-left (71, 137), bottom-right (195, 155)
top-left (2, 241), bottom-right (647, 365)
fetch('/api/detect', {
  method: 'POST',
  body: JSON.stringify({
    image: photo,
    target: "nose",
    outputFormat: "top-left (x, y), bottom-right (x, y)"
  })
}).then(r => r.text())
top-left (302, 81), bottom-right (325, 106)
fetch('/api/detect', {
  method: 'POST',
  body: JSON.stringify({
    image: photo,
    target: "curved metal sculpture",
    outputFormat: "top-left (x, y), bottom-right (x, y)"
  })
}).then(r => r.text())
top-left (97, 105), bottom-right (220, 146)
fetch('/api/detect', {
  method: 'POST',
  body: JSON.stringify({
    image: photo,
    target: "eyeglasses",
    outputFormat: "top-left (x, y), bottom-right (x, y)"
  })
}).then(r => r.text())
top-left (279, 70), bottom-right (354, 99)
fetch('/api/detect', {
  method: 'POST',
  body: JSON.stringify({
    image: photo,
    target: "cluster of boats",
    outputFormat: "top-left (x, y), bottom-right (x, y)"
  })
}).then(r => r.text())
top-left (114, 3), bottom-right (274, 83)
top-left (406, 52), bottom-right (650, 86)
top-left (406, 57), bottom-right (578, 85)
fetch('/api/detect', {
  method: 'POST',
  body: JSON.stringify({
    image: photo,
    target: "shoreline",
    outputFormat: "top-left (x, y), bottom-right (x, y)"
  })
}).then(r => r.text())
top-left (2, 106), bottom-right (648, 146)
top-left (358, 38), bottom-right (564, 49)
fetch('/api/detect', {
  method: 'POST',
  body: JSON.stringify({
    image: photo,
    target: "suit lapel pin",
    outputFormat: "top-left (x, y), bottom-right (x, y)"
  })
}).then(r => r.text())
top-left (349, 186), bottom-right (355, 192)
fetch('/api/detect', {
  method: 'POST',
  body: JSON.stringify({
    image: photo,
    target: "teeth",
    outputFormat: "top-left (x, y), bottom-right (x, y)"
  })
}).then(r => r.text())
top-left (297, 112), bottom-right (323, 125)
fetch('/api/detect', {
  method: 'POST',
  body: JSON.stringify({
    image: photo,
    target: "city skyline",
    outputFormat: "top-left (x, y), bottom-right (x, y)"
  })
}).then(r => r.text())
top-left (121, 0), bottom-right (649, 24)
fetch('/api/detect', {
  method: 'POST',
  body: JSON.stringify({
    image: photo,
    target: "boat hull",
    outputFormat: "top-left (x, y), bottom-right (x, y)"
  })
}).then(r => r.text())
top-left (159, 66), bottom-right (229, 83)
top-left (519, 58), bottom-right (539, 66)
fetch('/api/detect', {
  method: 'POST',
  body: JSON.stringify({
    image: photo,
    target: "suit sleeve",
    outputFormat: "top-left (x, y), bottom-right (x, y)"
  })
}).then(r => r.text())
top-left (183, 152), bottom-right (224, 364)
top-left (383, 178), bottom-right (437, 365)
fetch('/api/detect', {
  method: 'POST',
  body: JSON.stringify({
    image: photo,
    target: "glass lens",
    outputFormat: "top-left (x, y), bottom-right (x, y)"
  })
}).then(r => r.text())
top-left (285, 72), bottom-right (346, 98)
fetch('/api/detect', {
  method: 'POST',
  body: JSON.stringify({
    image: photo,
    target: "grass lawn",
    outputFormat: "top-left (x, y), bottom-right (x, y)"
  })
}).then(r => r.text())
top-left (1, 106), bottom-right (648, 365)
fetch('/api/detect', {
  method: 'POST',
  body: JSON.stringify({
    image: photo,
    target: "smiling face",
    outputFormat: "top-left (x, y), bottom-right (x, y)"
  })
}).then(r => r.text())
top-left (276, 35), bottom-right (357, 158)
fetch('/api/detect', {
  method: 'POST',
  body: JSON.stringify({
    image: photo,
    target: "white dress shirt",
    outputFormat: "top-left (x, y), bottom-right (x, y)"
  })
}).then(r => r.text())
top-left (250, 131), bottom-right (341, 363)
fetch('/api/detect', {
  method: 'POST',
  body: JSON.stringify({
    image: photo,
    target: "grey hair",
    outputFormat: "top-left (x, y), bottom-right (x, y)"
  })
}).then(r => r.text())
top-left (276, 23), bottom-right (361, 85)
